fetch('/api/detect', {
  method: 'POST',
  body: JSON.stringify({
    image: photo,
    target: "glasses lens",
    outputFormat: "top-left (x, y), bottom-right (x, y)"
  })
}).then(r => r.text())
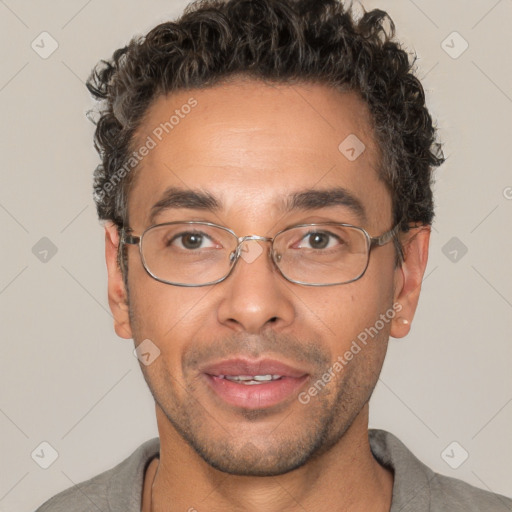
top-left (273, 224), bottom-right (369, 285)
top-left (141, 223), bottom-right (237, 285)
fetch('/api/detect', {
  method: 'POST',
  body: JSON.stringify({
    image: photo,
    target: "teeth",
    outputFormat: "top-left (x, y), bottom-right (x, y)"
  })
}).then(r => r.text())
top-left (254, 375), bottom-right (274, 381)
top-left (223, 374), bottom-right (282, 384)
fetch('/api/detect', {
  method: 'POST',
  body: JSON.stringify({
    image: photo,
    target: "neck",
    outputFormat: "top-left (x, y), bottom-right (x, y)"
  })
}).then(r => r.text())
top-left (144, 405), bottom-right (393, 512)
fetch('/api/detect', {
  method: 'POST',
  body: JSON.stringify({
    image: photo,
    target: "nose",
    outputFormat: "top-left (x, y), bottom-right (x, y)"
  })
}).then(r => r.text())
top-left (216, 238), bottom-right (295, 334)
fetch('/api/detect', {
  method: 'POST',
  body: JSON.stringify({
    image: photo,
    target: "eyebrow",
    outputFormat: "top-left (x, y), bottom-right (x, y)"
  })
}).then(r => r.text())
top-left (148, 186), bottom-right (366, 225)
top-left (285, 188), bottom-right (366, 222)
top-left (149, 187), bottom-right (220, 225)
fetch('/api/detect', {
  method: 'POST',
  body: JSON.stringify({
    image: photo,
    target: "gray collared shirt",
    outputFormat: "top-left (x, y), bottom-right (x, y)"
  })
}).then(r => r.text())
top-left (36, 429), bottom-right (512, 511)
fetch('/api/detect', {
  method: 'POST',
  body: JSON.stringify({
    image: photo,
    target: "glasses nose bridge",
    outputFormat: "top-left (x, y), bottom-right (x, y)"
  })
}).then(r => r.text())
top-left (237, 234), bottom-right (274, 245)
top-left (231, 234), bottom-right (275, 264)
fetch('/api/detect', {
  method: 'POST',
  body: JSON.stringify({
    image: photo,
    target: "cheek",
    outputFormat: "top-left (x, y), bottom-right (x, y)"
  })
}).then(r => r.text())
top-left (128, 281), bottom-right (217, 395)
top-left (305, 267), bottom-right (395, 351)
top-left (127, 264), bottom-right (211, 349)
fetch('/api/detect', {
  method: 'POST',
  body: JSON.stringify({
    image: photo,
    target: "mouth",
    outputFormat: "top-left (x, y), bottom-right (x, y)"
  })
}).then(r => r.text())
top-left (217, 374), bottom-right (285, 384)
top-left (201, 358), bottom-right (309, 410)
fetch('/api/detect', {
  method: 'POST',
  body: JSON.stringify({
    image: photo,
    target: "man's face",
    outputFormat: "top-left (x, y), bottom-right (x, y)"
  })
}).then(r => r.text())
top-left (112, 80), bottom-right (405, 475)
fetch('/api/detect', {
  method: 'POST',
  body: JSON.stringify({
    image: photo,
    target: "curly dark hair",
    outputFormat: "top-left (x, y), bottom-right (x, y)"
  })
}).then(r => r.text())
top-left (86, 0), bottom-right (444, 267)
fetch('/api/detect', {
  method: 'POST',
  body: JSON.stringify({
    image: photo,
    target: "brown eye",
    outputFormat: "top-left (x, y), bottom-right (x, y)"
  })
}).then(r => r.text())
top-left (168, 231), bottom-right (215, 250)
top-left (306, 232), bottom-right (330, 249)
top-left (180, 233), bottom-right (204, 249)
top-left (296, 230), bottom-right (343, 250)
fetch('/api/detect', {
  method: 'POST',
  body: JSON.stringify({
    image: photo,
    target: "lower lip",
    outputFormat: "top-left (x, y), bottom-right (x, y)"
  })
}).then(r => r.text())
top-left (204, 374), bottom-right (308, 409)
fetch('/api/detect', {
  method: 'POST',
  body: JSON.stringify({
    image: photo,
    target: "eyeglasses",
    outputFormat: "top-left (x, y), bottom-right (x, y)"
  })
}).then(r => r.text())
top-left (120, 221), bottom-right (401, 287)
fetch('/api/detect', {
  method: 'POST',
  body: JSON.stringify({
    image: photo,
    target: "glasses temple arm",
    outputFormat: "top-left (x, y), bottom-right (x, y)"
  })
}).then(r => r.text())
top-left (370, 223), bottom-right (404, 263)
top-left (120, 229), bottom-right (140, 245)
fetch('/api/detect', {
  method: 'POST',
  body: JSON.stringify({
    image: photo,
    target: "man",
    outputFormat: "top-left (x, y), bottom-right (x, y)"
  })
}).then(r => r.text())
top-left (37, 0), bottom-right (512, 510)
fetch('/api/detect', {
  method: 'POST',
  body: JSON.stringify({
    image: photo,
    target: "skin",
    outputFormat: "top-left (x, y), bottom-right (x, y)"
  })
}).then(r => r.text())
top-left (104, 79), bottom-right (430, 512)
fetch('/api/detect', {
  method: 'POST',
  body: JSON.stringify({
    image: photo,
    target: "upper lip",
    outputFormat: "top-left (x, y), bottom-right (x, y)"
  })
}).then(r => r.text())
top-left (201, 358), bottom-right (309, 378)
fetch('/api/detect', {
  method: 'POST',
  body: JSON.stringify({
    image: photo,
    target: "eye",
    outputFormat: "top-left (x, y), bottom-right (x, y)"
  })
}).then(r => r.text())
top-left (168, 231), bottom-right (218, 250)
top-left (296, 230), bottom-right (344, 250)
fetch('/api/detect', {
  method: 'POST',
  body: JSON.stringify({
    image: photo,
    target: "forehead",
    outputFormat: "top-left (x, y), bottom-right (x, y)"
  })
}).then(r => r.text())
top-left (126, 80), bottom-right (391, 231)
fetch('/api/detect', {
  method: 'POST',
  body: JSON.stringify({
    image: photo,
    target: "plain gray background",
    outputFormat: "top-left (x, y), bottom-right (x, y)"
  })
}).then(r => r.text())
top-left (1, 1), bottom-right (511, 510)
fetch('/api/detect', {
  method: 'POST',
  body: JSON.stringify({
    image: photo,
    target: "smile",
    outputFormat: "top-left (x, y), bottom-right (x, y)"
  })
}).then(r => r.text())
top-left (219, 374), bottom-right (283, 384)
top-left (201, 358), bottom-right (309, 409)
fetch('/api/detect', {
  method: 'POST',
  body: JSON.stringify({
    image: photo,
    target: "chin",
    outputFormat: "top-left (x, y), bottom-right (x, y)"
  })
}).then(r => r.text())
top-left (190, 438), bottom-right (318, 476)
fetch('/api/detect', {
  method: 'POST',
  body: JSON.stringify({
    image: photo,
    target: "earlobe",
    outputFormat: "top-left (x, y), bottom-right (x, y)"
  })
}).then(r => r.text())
top-left (390, 226), bottom-right (430, 339)
top-left (104, 222), bottom-right (133, 339)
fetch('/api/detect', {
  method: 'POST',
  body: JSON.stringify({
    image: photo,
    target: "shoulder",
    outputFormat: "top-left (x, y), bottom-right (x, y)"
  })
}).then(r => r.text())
top-left (369, 429), bottom-right (512, 512)
top-left (35, 438), bottom-right (160, 512)
top-left (35, 473), bottom-right (111, 512)
top-left (429, 471), bottom-right (512, 511)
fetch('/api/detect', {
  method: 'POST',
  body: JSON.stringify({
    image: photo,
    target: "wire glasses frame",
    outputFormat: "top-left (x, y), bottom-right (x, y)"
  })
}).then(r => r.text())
top-left (120, 220), bottom-right (402, 287)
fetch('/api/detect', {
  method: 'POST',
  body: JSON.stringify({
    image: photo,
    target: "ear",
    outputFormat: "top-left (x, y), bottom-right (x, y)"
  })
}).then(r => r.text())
top-left (104, 222), bottom-right (133, 339)
top-left (390, 225), bottom-right (430, 339)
